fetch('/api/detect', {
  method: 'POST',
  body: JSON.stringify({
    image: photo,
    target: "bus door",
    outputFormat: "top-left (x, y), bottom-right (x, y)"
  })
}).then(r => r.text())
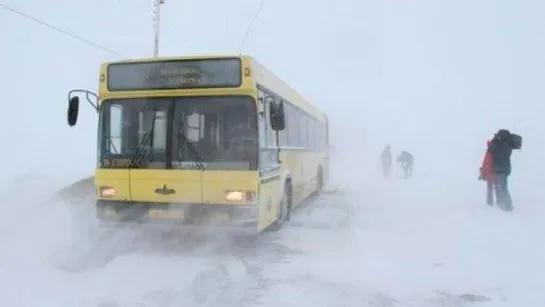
top-left (258, 90), bottom-right (282, 223)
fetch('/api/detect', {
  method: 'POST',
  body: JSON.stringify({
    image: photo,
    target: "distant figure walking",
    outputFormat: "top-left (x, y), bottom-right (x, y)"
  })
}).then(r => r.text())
top-left (397, 150), bottom-right (414, 178)
top-left (380, 145), bottom-right (393, 178)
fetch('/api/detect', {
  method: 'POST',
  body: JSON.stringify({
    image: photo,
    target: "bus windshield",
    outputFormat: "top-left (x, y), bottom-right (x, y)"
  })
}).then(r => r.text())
top-left (99, 96), bottom-right (258, 170)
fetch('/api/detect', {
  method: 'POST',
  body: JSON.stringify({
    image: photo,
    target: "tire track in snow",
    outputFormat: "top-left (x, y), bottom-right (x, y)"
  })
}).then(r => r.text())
top-left (170, 190), bottom-right (360, 307)
top-left (169, 236), bottom-right (304, 307)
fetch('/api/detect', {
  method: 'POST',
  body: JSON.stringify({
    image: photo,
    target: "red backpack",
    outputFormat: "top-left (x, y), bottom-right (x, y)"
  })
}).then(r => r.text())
top-left (479, 141), bottom-right (496, 182)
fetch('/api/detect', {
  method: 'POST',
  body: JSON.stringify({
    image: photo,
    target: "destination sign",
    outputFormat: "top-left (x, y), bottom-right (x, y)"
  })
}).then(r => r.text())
top-left (107, 58), bottom-right (242, 91)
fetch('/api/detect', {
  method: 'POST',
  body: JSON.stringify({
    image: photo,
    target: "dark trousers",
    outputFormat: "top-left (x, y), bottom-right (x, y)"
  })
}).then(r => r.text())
top-left (402, 164), bottom-right (412, 178)
top-left (494, 174), bottom-right (513, 211)
top-left (486, 181), bottom-right (494, 206)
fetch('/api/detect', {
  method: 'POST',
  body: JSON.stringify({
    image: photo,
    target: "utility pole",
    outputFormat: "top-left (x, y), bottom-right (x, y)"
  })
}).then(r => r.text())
top-left (152, 0), bottom-right (164, 57)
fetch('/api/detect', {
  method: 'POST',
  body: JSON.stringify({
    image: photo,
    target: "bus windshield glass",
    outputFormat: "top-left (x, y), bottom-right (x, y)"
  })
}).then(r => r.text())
top-left (99, 96), bottom-right (258, 170)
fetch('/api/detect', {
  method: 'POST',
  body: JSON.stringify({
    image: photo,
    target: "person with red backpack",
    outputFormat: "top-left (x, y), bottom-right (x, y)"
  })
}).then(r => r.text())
top-left (481, 129), bottom-right (522, 211)
top-left (479, 140), bottom-right (496, 206)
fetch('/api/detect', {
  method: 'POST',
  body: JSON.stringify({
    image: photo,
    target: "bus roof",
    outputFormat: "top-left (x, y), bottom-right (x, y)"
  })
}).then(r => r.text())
top-left (248, 57), bottom-right (325, 121)
top-left (103, 54), bottom-right (244, 65)
top-left (101, 54), bottom-right (326, 121)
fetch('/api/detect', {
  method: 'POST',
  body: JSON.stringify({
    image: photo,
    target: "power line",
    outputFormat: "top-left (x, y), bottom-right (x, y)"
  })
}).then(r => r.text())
top-left (0, 3), bottom-right (124, 56)
top-left (239, 0), bottom-right (267, 55)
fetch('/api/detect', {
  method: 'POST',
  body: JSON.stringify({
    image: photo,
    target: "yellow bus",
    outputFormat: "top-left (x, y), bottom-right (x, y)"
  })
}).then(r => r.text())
top-left (66, 55), bottom-right (330, 233)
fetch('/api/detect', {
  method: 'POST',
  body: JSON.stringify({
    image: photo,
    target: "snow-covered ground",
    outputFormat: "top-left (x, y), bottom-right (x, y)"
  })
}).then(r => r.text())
top-left (3, 0), bottom-right (545, 305)
top-left (0, 170), bottom-right (543, 307)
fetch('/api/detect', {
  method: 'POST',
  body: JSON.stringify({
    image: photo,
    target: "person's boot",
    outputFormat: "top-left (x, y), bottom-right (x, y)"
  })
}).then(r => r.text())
top-left (486, 190), bottom-right (494, 206)
top-left (503, 196), bottom-right (513, 212)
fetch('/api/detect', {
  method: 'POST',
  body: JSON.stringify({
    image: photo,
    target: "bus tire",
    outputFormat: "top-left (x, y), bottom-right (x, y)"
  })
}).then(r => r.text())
top-left (270, 181), bottom-right (292, 231)
top-left (316, 167), bottom-right (324, 194)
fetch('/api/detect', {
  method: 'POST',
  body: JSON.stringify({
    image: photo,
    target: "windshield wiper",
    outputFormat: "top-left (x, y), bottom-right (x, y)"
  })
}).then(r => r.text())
top-left (129, 109), bottom-right (158, 168)
top-left (105, 136), bottom-right (119, 154)
top-left (177, 117), bottom-right (205, 171)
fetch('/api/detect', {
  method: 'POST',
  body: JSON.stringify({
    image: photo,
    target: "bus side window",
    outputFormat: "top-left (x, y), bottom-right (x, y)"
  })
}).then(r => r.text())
top-left (297, 112), bottom-right (303, 148)
top-left (277, 102), bottom-right (288, 147)
top-left (286, 103), bottom-right (299, 147)
top-left (309, 118), bottom-right (315, 151)
top-left (323, 121), bottom-right (328, 150)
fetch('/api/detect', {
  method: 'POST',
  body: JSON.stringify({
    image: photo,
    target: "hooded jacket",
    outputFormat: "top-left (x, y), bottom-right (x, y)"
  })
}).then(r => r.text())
top-left (488, 130), bottom-right (513, 175)
top-left (480, 140), bottom-right (495, 182)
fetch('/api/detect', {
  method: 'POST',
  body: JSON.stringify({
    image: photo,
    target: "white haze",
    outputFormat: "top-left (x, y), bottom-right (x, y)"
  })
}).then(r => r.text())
top-left (1, 0), bottom-right (545, 306)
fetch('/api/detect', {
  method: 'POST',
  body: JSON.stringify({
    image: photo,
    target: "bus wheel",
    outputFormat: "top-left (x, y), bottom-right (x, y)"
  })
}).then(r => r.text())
top-left (270, 182), bottom-right (291, 231)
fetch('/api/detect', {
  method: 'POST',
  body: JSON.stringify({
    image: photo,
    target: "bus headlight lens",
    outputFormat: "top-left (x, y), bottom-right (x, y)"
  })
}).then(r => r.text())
top-left (225, 191), bottom-right (256, 202)
top-left (225, 191), bottom-right (244, 201)
top-left (99, 186), bottom-right (116, 198)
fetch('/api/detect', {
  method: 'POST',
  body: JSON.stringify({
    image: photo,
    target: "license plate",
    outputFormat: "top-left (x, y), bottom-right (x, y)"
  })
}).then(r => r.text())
top-left (148, 209), bottom-right (185, 220)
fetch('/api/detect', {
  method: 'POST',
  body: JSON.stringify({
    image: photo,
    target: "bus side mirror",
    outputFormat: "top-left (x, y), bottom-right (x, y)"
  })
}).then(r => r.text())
top-left (67, 96), bottom-right (80, 126)
top-left (267, 97), bottom-right (285, 131)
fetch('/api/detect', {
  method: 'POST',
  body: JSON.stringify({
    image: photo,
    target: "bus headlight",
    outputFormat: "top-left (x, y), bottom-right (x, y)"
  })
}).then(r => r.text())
top-left (225, 191), bottom-right (244, 202)
top-left (225, 191), bottom-right (256, 202)
top-left (99, 186), bottom-right (116, 198)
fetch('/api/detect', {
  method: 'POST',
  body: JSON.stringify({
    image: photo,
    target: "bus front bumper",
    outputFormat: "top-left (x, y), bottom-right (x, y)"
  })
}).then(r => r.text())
top-left (95, 200), bottom-right (259, 230)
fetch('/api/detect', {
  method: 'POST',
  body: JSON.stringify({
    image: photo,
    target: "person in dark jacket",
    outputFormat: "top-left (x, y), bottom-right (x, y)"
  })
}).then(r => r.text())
top-left (397, 150), bottom-right (413, 178)
top-left (487, 129), bottom-right (514, 211)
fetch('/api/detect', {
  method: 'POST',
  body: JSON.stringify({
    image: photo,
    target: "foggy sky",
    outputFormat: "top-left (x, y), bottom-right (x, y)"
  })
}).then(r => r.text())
top-left (2, 0), bottom-right (544, 201)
